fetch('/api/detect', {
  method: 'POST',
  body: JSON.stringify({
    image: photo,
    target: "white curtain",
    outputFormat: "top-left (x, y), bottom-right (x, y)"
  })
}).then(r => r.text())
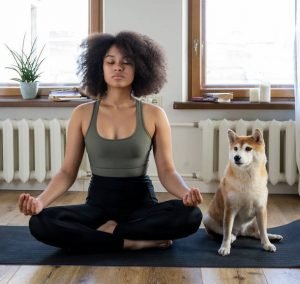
top-left (295, 1), bottom-right (300, 195)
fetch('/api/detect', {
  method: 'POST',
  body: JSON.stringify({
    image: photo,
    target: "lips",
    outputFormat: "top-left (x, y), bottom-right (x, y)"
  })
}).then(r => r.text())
top-left (112, 75), bottom-right (124, 79)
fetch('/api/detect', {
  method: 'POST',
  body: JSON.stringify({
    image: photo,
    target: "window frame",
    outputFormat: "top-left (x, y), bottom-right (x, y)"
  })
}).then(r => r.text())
top-left (0, 0), bottom-right (102, 97)
top-left (188, 0), bottom-right (294, 101)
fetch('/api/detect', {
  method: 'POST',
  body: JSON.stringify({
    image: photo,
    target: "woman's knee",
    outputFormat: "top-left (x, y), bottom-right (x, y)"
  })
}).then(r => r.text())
top-left (29, 212), bottom-right (54, 242)
top-left (180, 202), bottom-right (202, 232)
top-left (189, 206), bottom-right (202, 228)
top-left (29, 214), bottom-right (44, 240)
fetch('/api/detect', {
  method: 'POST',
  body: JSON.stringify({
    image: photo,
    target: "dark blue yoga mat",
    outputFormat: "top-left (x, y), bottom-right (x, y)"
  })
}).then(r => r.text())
top-left (0, 220), bottom-right (299, 268)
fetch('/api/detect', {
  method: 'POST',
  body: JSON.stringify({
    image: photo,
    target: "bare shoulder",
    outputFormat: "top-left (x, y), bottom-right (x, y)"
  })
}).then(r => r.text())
top-left (69, 100), bottom-right (96, 122)
top-left (68, 101), bottom-right (97, 135)
top-left (73, 100), bottom-right (96, 115)
top-left (141, 101), bottom-right (168, 122)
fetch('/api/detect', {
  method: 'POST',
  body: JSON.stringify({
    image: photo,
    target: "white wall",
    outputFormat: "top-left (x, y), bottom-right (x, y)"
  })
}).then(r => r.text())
top-left (0, 0), bottom-right (296, 193)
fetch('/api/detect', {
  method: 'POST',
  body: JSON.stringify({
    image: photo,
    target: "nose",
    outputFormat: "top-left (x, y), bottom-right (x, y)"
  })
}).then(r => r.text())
top-left (234, 155), bottom-right (241, 163)
top-left (114, 63), bottom-right (123, 71)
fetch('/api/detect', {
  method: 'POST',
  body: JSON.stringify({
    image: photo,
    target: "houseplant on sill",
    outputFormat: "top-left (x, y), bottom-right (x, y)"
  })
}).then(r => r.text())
top-left (5, 35), bottom-right (45, 99)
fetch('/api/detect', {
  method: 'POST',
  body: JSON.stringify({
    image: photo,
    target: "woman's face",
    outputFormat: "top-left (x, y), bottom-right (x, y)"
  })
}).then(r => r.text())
top-left (103, 45), bottom-right (135, 90)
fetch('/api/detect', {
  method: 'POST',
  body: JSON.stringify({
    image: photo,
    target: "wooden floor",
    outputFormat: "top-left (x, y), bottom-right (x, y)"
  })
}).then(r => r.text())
top-left (0, 190), bottom-right (300, 284)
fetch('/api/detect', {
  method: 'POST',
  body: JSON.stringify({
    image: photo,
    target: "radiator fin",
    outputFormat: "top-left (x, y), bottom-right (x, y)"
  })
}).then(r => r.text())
top-left (0, 119), bottom-right (90, 183)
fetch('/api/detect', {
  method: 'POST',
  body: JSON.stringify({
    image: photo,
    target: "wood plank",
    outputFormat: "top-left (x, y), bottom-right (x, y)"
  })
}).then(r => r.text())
top-left (0, 265), bottom-right (20, 283)
top-left (201, 268), bottom-right (268, 284)
top-left (263, 268), bottom-right (300, 284)
top-left (201, 268), bottom-right (240, 284)
top-left (71, 267), bottom-right (203, 284)
top-left (8, 266), bottom-right (79, 284)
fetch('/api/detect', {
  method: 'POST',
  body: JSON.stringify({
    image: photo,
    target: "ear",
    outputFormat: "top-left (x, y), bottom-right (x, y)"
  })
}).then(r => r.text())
top-left (228, 129), bottom-right (238, 144)
top-left (252, 128), bottom-right (263, 144)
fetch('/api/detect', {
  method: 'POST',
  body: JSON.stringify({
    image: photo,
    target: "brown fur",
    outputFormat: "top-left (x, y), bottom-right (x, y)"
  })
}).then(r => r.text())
top-left (203, 129), bottom-right (283, 256)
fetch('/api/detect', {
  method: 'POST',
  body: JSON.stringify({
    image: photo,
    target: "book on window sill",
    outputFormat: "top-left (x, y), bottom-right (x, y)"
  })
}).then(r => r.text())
top-left (50, 97), bottom-right (89, 102)
top-left (48, 88), bottom-right (84, 101)
top-left (192, 92), bottom-right (233, 103)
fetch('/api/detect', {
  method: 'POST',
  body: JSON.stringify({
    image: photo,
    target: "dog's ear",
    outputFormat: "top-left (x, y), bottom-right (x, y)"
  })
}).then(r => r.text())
top-left (252, 128), bottom-right (263, 144)
top-left (228, 129), bottom-right (238, 144)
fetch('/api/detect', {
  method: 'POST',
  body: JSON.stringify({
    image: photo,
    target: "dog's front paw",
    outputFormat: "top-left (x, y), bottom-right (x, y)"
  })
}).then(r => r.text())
top-left (218, 245), bottom-right (231, 256)
top-left (263, 242), bottom-right (276, 252)
top-left (268, 233), bottom-right (283, 242)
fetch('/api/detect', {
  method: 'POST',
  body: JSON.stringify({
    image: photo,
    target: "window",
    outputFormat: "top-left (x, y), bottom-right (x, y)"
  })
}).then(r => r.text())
top-left (188, 0), bottom-right (295, 99)
top-left (0, 0), bottom-right (102, 96)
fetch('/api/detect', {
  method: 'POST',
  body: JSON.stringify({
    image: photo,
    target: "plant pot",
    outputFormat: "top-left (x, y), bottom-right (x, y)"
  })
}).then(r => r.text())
top-left (20, 81), bottom-right (39, 100)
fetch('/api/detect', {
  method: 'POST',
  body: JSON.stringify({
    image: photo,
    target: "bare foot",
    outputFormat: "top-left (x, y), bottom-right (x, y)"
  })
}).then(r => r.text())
top-left (97, 220), bottom-right (118, 234)
top-left (123, 239), bottom-right (173, 250)
top-left (98, 221), bottom-right (173, 250)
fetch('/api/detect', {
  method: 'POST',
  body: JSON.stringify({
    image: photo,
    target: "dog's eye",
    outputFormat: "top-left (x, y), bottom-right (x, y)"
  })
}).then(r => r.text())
top-left (234, 146), bottom-right (238, 151)
top-left (245, 146), bottom-right (252, 152)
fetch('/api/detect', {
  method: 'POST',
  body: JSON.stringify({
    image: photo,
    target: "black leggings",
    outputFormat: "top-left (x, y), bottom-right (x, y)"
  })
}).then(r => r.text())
top-left (29, 175), bottom-right (202, 252)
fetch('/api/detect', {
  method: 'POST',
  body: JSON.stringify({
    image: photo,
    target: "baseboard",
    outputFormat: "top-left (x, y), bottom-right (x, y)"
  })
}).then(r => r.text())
top-left (0, 176), bottom-right (298, 195)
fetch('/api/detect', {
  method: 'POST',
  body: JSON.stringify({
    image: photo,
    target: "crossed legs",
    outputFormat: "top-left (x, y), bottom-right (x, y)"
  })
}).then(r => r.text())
top-left (29, 200), bottom-right (202, 252)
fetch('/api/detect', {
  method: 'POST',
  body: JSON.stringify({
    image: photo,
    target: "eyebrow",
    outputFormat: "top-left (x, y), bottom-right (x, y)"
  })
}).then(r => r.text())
top-left (104, 54), bottom-right (131, 60)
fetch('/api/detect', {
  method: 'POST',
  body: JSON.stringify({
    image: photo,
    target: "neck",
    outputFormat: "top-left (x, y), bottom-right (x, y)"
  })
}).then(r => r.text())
top-left (102, 87), bottom-right (134, 107)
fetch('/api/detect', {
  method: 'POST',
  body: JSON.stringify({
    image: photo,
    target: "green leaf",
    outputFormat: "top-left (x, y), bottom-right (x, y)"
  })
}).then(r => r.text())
top-left (5, 34), bottom-right (45, 82)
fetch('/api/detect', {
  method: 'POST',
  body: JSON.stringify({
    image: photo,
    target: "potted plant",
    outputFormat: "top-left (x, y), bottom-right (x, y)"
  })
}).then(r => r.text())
top-left (5, 35), bottom-right (45, 99)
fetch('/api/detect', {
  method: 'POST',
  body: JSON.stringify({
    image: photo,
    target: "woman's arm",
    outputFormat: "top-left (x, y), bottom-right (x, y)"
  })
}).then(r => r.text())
top-left (151, 106), bottom-right (203, 206)
top-left (19, 104), bottom-right (87, 215)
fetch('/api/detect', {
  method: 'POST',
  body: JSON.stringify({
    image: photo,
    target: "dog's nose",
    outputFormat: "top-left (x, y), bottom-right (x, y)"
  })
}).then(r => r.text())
top-left (234, 155), bottom-right (241, 163)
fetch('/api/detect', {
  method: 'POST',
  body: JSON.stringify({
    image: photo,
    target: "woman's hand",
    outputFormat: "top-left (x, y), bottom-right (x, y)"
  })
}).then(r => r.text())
top-left (182, 188), bottom-right (203, 207)
top-left (18, 193), bottom-right (44, 216)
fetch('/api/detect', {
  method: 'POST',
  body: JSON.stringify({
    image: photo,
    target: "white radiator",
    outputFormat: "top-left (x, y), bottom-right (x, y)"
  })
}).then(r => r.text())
top-left (0, 119), bottom-right (90, 183)
top-left (197, 119), bottom-right (298, 186)
top-left (0, 118), bottom-right (298, 188)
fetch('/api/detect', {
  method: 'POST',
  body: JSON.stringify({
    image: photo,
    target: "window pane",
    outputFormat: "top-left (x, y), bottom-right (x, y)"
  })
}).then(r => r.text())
top-left (0, 0), bottom-right (88, 86)
top-left (205, 0), bottom-right (295, 86)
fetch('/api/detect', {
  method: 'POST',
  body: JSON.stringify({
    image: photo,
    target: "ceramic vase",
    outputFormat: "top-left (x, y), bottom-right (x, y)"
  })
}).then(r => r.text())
top-left (20, 81), bottom-right (39, 100)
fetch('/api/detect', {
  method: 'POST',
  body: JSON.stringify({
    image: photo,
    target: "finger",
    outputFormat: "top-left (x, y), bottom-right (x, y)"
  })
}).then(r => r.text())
top-left (183, 193), bottom-right (188, 204)
top-left (183, 193), bottom-right (190, 206)
top-left (32, 199), bottom-right (39, 215)
top-left (194, 190), bottom-right (202, 203)
top-left (22, 194), bottom-right (29, 213)
top-left (187, 189), bottom-right (197, 205)
top-left (31, 199), bottom-right (37, 214)
top-left (191, 188), bottom-right (202, 204)
top-left (191, 190), bottom-right (198, 203)
top-left (186, 192), bottom-right (193, 206)
top-left (18, 193), bottom-right (26, 203)
top-left (27, 197), bottom-right (35, 215)
top-left (198, 192), bottom-right (203, 203)
top-left (18, 193), bottom-right (26, 212)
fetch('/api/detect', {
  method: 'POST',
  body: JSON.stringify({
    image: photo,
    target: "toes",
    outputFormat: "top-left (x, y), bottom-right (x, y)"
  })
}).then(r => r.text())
top-left (159, 240), bottom-right (173, 248)
top-left (263, 243), bottom-right (276, 252)
top-left (218, 246), bottom-right (231, 256)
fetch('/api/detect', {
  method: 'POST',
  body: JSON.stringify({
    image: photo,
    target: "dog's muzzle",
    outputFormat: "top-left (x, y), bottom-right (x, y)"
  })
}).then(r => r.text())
top-left (234, 155), bottom-right (242, 165)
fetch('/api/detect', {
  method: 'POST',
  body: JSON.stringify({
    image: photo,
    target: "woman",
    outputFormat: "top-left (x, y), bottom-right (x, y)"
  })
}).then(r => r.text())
top-left (19, 31), bottom-right (203, 251)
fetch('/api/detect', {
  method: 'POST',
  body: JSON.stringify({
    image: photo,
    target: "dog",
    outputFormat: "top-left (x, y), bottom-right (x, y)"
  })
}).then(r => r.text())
top-left (203, 128), bottom-right (283, 256)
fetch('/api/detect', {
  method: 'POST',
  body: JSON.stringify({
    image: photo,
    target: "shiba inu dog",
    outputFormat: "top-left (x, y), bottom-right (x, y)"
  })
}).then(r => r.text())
top-left (203, 129), bottom-right (283, 256)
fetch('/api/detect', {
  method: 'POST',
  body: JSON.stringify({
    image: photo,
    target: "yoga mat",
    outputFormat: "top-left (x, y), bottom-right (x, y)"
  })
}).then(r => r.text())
top-left (0, 220), bottom-right (299, 268)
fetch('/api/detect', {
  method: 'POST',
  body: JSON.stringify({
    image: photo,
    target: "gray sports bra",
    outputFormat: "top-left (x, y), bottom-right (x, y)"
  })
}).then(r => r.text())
top-left (84, 99), bottom-right (153, 177)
